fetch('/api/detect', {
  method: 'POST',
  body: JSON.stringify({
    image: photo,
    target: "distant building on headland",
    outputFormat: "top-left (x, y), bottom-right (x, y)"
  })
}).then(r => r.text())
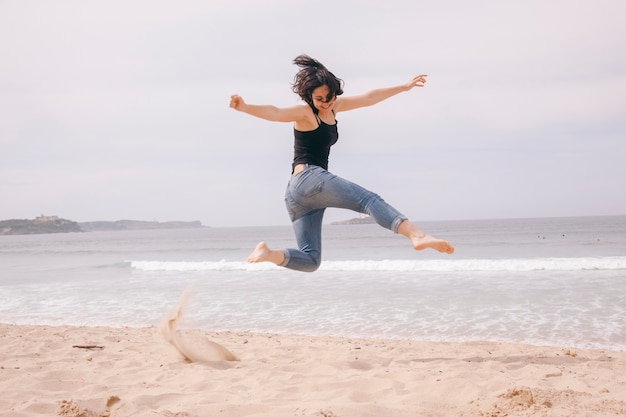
top-left (0, 215), bottom-right (80, 235)
top-left (34, 215), bottom-right (60, 223)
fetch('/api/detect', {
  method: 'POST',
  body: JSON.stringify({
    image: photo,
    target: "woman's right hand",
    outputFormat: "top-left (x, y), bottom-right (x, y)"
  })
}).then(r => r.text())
top-left (229, 94), bottom-right (245, 111)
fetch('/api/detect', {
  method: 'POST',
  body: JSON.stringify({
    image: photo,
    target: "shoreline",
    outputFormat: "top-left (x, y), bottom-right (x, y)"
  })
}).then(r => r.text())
top-left (1, 323), bottom-right (625, 416)
top-left (4, 320), bottom-right (625, 353)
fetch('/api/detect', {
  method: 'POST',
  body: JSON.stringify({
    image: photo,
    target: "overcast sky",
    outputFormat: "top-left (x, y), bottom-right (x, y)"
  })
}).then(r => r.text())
top-left (1, 0), bottom-right (625, 227)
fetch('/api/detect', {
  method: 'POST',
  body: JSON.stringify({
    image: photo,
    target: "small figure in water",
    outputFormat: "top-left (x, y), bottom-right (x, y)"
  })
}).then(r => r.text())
top-left (230, 55), bottom-right (454, 272)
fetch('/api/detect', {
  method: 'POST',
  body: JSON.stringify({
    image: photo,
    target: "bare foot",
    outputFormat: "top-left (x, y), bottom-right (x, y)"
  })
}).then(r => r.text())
top-left (247, 241), bottom-right (270, 263)
top-left (397, 220), bottom-right (455, 254)
top-left (247, 241), bottom-right (285, 265)
top-left (411, 233), bottom-right (455, 254)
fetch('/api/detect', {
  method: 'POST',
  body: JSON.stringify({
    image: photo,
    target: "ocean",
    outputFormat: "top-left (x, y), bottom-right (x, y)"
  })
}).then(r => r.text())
top-left (1, 215), bottom-right (625, 350)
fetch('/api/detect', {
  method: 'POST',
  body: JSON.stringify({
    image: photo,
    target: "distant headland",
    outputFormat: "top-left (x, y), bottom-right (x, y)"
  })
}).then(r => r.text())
top-left (331, 216), bottom-right (375, 225)
top-left (0, 215), bottom-right (206, 236)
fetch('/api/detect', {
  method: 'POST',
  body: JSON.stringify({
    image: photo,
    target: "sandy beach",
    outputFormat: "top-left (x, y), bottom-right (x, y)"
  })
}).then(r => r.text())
top-left (0, 323), bottom-right (624, 417)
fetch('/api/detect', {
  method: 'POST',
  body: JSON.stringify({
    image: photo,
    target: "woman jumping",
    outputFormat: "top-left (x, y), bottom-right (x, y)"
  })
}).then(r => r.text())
top-left (229, 54), bottom-right (454, 272)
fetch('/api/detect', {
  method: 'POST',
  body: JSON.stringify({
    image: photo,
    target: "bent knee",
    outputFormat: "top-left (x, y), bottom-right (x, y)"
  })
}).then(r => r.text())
top-left (300, 264), bottom-right (321, 273)
top-left (300, 253), bottom-right (322, 272)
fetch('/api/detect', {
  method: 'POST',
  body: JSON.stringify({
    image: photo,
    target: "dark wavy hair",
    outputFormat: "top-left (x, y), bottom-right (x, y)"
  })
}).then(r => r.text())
top-left (292, 54), bottom-right (344, 113)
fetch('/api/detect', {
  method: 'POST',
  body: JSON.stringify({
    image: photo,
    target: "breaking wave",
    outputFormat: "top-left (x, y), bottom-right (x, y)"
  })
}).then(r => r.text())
top-left (129, 256), bottom-right (626, 273)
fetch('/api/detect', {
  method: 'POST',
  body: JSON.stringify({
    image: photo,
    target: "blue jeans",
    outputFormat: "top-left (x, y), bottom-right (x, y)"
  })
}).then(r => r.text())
top-left (281, 165), bottom-right (407, 272)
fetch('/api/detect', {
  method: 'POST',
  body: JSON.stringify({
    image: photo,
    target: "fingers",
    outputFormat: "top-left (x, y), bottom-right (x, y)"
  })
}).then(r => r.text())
top-left (406, 74), bottom-right (428, 89)
top-left (229, 94), bottom-right (241, 109)
top-left (414, 74), bottom-right (428, 86)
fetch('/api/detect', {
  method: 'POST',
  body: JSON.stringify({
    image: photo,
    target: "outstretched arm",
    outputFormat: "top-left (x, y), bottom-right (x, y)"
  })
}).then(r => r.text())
top-left (334, 74), bottom-right (427, 113)
top-left (229, 94), bottom-right (307, 123)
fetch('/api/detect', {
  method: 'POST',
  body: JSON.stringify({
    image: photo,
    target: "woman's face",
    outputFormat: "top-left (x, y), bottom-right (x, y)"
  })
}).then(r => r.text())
top-left (311, 85), bottom-right (336, 111)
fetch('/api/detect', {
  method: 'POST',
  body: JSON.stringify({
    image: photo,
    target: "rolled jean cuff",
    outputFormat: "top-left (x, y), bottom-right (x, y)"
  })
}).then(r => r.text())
top-left (391, 216), bottom-right (408, 234)
top-left (279, 248), bottom-right (291, 267)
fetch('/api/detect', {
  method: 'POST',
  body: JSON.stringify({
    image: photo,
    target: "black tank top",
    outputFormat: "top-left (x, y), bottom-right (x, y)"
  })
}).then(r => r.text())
top-left (291, 115), bottom-right (339, 171)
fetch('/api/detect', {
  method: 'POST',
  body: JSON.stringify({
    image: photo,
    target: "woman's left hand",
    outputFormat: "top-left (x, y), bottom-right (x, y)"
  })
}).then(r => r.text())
top-left (406, 74), bottom-right (428, 90)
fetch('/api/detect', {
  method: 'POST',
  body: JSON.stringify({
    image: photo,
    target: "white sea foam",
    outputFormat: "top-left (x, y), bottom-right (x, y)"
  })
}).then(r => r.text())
top-left (130, 256), bottom-right (626, 273)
